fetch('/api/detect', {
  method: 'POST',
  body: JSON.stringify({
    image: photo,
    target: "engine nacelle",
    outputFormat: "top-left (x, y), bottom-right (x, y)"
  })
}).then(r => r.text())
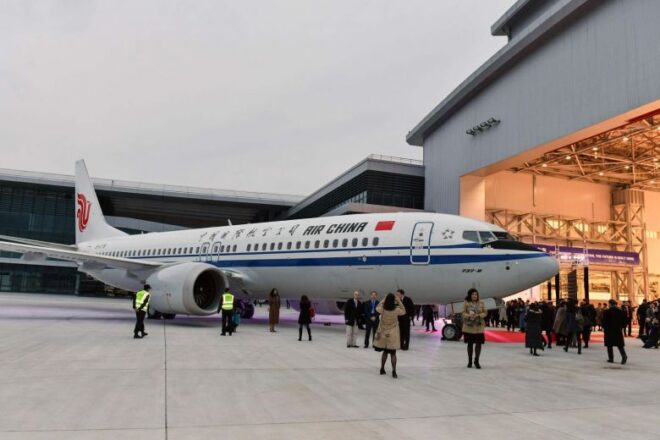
top-left (146, 262), bottom-right (227, 315)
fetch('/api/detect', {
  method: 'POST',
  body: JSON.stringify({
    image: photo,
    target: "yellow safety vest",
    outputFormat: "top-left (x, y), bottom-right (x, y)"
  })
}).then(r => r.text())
top-left (222, 293), bottom-right (234, 310)
top-left (135, 290), bottom-right (150, 309)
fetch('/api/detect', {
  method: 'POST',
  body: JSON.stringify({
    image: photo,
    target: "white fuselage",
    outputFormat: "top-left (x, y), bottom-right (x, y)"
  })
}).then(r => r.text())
top-left (77, 212), bottom-right (558, 307)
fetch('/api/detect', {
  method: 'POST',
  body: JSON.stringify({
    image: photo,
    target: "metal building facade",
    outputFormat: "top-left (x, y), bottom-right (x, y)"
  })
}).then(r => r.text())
top-left (407, 0), bottom-right (660, 214)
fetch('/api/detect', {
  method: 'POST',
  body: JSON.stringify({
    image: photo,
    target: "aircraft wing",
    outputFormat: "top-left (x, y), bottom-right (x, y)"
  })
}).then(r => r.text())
top-left (0, 241), bottom-right (162, 271)
top-left (0, 234), bottom-right (78, 251)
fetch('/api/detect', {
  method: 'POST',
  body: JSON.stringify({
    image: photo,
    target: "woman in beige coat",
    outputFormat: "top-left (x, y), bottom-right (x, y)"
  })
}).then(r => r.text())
top-left (462, 288), bottom-right (487, 369)
top-left (373, 293), bottom-right (406, 378)
top-left (268, 288), bottom-right (281, 332)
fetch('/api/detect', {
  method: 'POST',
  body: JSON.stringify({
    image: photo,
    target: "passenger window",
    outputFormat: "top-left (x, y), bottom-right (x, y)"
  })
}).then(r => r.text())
top-left (247, 244), bottom-right (251, 251)
top-left (233, 245), bottom-right (237, 252)
top-left (342, 239), bottom-right (348, 247)
top-left (220, 245), bottom-right (224, 252)
top-left (362, 237), bottom-right (368, 246)
top-left (296, 241), bottom-right (301, 249)
top-left (195, 247), bottom-right (200, 253)
top-left (287, 242), bottom-right (292, 250)
top-left (313, 240), bottom-right (319, 249)
top-left (372, 237), bottom-right (379, 246)
top-left (305, 241), bottom-right (310, 249)
top-left (332, 239), bottom-right (338, 248)
top-left (270, 243), bottom-right (275, 251)
top-left (462, 231), bottom-right (479, 243)
top-left (323, 240), bottom-right (329, 248)
top-left (213, 245), bottom-right (218, 253)
top-left (352, 238), bottom-right (358, 247)
top-left (278, 242), bottom-right (283, 250)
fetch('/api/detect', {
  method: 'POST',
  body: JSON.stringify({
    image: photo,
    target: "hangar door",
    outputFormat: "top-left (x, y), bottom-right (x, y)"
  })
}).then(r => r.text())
top-left (410, 222), bottom-right (433, 265)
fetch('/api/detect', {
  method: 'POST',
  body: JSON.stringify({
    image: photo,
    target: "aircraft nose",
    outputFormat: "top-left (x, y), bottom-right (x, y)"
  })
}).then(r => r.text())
top-left (520, 254), bottom-right (560, 287)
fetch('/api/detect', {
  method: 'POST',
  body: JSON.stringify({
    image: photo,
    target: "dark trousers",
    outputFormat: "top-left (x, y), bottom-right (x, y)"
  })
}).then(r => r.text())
top-left (544, 329), bottom-right (553, 347)
top-left (581, 326), bottom-right (592, 346)
top-left (607, 345), bottom-right (626, 360)
top-left (638, 318), bottom-right (646, 337)
top-left (625, 320), bottom-right (632, 336)
top-left (221, 309), bottom-right (233, 335)
top-left (425, 316), bottom-right (436, 331)
top-left (399, 319), bottom-right (411, 350)
top-left (134, 310), bottom-right (146, 336)
top-left (364, 317), bottom-right (379, 347)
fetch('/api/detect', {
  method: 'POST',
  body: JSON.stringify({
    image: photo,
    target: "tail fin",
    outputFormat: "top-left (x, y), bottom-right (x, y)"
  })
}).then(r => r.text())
top-left (75, 160), bottom-right (127, 244)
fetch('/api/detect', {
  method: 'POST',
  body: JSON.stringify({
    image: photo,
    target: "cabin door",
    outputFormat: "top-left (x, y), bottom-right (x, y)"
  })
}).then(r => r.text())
top-left (410, 222), bottom-right (433, 265)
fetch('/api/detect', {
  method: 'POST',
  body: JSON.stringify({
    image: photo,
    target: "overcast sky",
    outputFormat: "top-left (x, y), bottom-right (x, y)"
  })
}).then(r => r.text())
top-left (1, 0), bottom-right (512, 196)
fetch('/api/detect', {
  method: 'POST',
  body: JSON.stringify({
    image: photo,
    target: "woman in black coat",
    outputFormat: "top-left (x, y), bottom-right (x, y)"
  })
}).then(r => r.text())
top-left (602, 299), bottom-right (627, 364)
top-left (298, 295), bottom-right (312, 341)
top-left (525, 302), bottom-right (544, 356)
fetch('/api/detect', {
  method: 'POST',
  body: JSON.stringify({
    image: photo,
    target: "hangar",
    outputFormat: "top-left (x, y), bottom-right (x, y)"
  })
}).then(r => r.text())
top-left (407, 0), bottom-right (660, 304)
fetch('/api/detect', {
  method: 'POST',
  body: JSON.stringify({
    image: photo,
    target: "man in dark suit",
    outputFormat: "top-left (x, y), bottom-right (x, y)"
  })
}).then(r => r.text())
top-left (397, 289), bottom-right (414, 350)
top-left (344, 290), bottom-right (362, 348)
top-left (602, 299), bottom-right (627, 365)
top-left (636, 300), bottom-right (648, 338)
top-left (363, 291), bottom-right (380, 348)
top-left (621, 301), bottom-right (633, 336)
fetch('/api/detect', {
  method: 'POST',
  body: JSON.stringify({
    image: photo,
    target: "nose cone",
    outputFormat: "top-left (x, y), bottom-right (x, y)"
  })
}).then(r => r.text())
top-left (520, 255), bottom-right (560, 288)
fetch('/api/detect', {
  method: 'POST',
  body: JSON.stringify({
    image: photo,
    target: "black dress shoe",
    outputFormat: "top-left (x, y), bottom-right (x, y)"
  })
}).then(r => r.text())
top-left (607, 359), bottom-right (614, 363)
top-left (474, 361), bottom-right (481, 369)
top-left (392, 371), bottom-right (398, 379)
top-left (621, 356), bottom-right (627, 365)
top-left (141, 333), bottom-right (148, 337)
top-left (133, 334), bottom-right (142, 339)
top-left (380, 368), bottom-right (386, 375)
top-left (467, 362), bottom-right (472, 368)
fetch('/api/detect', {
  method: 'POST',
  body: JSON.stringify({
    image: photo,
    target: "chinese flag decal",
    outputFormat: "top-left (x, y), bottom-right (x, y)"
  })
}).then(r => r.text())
top-left (375, 220), bottom-right (395, 231)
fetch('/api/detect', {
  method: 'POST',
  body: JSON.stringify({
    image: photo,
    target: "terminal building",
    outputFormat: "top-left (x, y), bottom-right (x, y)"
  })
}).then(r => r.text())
top-left (406, 0), bottom-right (660, 304)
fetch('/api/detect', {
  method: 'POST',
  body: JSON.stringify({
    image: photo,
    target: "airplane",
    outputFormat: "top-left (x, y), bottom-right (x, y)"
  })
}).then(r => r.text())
top-left (0, 160), bottom-right (559, 326)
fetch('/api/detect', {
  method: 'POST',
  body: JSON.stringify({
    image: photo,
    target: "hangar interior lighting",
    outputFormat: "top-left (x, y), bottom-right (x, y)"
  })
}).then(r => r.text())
top-left (511, 114), bottom-right (660, 192)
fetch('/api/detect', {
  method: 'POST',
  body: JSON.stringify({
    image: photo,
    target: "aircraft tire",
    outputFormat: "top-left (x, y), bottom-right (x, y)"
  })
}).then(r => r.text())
top-left (147, 306), bottom-right (162, 320)
top-left (442, 324), bottom-right (460, 341)
top-left (241, 302), bottom-right (255, 319)
top-left (162, 313), bottom-right (176, 320)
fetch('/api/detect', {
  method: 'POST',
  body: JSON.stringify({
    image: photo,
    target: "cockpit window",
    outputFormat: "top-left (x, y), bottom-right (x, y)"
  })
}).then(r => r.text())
top-left (479, 231), bottom-right (496, 243)
top-left (462, 231), bottom-right (479, 243)
top-left (493, 231), bottom-right (516, 241)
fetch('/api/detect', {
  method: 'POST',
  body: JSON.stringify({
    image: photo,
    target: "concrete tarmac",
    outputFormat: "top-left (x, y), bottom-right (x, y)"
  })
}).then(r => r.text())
top-left (0, 293), bottom-right (658, 440)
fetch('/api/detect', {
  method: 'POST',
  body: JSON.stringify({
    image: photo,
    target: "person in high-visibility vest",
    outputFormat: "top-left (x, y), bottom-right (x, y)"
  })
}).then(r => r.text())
top-left (133, 284), bottom-right (151, 339)
top-left (220, 287), bottom-right (235, 336)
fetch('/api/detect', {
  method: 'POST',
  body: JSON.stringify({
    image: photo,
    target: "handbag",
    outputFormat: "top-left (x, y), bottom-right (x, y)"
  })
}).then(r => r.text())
top-left (373, 324), bottom-right (384, 351)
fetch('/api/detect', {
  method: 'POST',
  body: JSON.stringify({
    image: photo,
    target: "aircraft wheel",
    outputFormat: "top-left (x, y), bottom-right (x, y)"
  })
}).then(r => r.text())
top-left (442, 323), bottom-right (459, 341)
top-left (241, 302), bottom-right (255, 319)
top-left (162, 313), bottom-right (176, 320)
top-left (147, 306), bottom-right (162, 320)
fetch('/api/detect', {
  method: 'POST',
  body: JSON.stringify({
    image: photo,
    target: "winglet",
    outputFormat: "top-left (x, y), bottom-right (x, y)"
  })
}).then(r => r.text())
top-left (75, 160), bottom-right (127, 244)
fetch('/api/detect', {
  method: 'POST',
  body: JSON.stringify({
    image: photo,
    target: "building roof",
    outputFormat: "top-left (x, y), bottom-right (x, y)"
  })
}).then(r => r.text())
top-left (0, 167), bottom-right (303, 207)
top-left (406, 0), bottom-right (595, 147)
top-left (285, 154), bottom-right (424, 219)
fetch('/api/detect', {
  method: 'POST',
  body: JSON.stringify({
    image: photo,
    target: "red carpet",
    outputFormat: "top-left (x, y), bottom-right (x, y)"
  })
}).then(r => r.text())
top-left (483, 329), bottom-right (637, 343)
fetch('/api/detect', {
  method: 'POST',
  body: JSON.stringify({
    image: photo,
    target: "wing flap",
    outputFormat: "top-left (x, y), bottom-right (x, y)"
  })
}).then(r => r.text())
top-left (0, 241), bottom-right (161, 271)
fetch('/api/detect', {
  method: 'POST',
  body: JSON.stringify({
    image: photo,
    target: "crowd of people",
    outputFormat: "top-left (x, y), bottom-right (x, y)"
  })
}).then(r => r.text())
top-left (131, 282), bottom-right (660, 376)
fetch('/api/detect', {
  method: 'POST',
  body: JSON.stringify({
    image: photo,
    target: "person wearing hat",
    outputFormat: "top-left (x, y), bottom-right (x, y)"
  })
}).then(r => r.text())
top-left (133, 284), bottom-right (151, 339)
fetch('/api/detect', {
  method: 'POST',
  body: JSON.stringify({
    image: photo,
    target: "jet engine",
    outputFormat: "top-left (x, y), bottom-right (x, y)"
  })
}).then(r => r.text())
top-left (146, 262), bottom-right (228, 315)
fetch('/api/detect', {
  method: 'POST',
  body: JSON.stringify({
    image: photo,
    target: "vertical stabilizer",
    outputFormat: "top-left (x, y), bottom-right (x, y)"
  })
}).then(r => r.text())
top-left (75, 160), bottom-right (127, 244)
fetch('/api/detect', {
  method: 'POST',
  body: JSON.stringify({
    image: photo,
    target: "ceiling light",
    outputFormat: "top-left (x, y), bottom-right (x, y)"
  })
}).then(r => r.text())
top-left (592, 147), bottom-right (599, 151)
top-left (651, 180), bottom-right (656, 184)
top-left (623, 137), bottom-right (629, 141)
top-left (654, 158), bottom-right (658, 162)
top-left (625, 165), bottom-right (630, 170)
top-left (598, 172), bottom-right (604, 176)
top-left (542, 163), bottom-right (548, 168)
top-left (566, 155), bottom-right (572, 160)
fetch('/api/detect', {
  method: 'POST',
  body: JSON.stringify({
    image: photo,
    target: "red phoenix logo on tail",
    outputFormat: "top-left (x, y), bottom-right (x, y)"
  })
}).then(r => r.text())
top-left (77, 193), bottom-right (92, 232)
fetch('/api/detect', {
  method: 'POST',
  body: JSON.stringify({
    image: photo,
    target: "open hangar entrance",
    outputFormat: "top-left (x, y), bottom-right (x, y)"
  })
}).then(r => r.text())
top-left (460, 110), bottom-right (660, 305)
